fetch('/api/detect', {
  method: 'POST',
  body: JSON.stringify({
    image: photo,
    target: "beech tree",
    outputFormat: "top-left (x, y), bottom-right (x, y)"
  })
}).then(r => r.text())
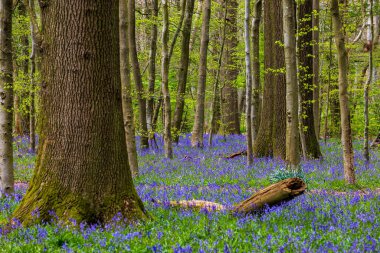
top-left (161, 0), bottom-right (173, 159)
top-left (221, 0), bottom-right (240, 135)
top-left (128, 0), bottom-right (149, 149)
top-left (253, 0), bottom-right (286, 159)
top-left (331, 0), bottom-right (356, 184)
top-left (283, 0), bottom-right (300, 166)
top-left (12, 0), bottom-right (147, 224)
top-left (0, 0), bottom-right (14, 197)
top-left (120, 0), bottom-right (139, 175)
top-left (191, 0), bottom-right (211, 148)
top-left (245, 0), bottom-right (253, 165)
top-left (298, 0), bottom-right (322, 159)
top-left (251, 0), bottom-right (262, 142)
top-left (173, 0), bottom-right (196, 142)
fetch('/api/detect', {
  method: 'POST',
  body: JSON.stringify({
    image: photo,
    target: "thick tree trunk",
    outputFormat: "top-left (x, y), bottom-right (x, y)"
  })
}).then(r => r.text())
top-left (253, 0), bottom-right (286, 159)
top-left (147, 0), bottom-right (159, 138)
top-left (312, 0), bottom-right (320, 137)
top-left (298, 0), bottom-right (322, 159)
top-left (245, 0), bottom-right (253, 165)
top-left (172, 0), bottom-right (196, 142)
top-left (191, 0), bottom-right (211, 148)
top-left (331, 0), bottom-right (356, 184)
top-left (161, 0), bottom-right (173, 159)
top-left (221, 0), bottom-right (240, 135)
top-left (128, 0), bottom-right (149, 149)
top-left (251, 0), bottom-right (262, 142)
top-left (0, 0), bottom-right (14, 197)
top-left (120, 0), bottom-right (139, 176)
top-left (12, 0), bottom-right (147, 225)
top-left (283, 0), bottom-right (300, 166)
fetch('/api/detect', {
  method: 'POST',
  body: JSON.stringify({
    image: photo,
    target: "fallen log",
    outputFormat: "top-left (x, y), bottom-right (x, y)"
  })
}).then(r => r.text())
top-left (152, 178), bottom-right (306, 215)
top-left (152, 199), bottom-right (226, 212)
top-left (233, 177), bottom-right (306, 214)
top-left (225, 150), bottom-right (247, 159)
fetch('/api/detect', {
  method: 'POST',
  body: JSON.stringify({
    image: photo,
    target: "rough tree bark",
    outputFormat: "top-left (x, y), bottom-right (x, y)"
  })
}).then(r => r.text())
top-left (251, 0), bottom-right (262, 142)
top-left (128, 0), bottom-right (149, 149)
top-left (331, 0), bottom-right (356, 184)
top-left (253, 0), bottom-right (286, 159)
top-left (161, 0), bottom-right (173, 159)
top-left (0, 0), bottom-right (14, 197)
top-left (120, 0), bottom-right (139, 176)
top-left (298, 0), bottom-right (322, 159)
top-left (12, 0), bottom-right (147, 225)
top-left (221, 0), bottom-right (240, 135)
top-left (191, 0), bottom-right (211, 148)
top-left (172, 0), bottom-right (196, 142)
top-left (245, 0), bottom-right (253, 165)
top-left (283, 0), bottom-right (300, 166)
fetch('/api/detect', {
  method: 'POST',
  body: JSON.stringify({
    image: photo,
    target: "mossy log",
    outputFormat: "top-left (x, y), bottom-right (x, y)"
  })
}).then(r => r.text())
top-left (153, 178), bottom-right (306, 214)
top-left (233, 177), bottom-right (306, 214)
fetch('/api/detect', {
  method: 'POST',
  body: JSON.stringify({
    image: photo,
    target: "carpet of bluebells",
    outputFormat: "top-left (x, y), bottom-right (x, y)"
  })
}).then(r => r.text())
top-left (0, 134), bottom-right (379, 252)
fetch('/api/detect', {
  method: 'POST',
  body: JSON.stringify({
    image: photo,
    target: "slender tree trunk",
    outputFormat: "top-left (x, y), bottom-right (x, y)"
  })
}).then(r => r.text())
top-left (283, 0), bottom-right (300, 166)
top-left (162, 0), bottom-right (173, 159)
top-left (191, 0), bottom-right (211, 148)
top-left (251, 0), bottom-right (262, 142)
top-left (221, 0), bottom-right (240, 135)
top-left (253, 0), bottom-right (286, 159)
top-left (245, 0), bottom-right (253, 165)
top-left (331, 0), bottom-right (356, 184)
top-left (172, 0), bottom-right (196, 142)
top-left (169, 0), bottom-right (187, 61)
top-left (364, 0), bottom-right (373, 163)
top-left (298, 0), bottom-right (322, 159)
top-left (189, 0), bottom-right (203, 51)
top-left (0, 0), bottom-right (14, 197)
top-left (128, 0), bottom-right (149, 149)
top-left (147, 0), bottom-right (159, 139)
top-left (208, 5), bottom-right (228, 146)
top-left (312, 0), bottom-right (320, 137)
top-left (29, 0), bottom-right (37, 152)
top-left (120, 0), bottom-right (139, 176)
top-left (324, 17), bottom-right (333, 144)
top-left (12, 0), bottom-right (147, 225)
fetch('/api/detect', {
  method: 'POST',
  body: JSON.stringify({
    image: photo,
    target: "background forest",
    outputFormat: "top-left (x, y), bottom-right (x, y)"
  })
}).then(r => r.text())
top-left (0, 0), bottom-right (379, 252)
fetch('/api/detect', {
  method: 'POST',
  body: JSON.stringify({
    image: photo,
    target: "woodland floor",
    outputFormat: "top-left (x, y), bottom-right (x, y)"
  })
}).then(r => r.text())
top-left (1, 134), bottom-right (379, 252)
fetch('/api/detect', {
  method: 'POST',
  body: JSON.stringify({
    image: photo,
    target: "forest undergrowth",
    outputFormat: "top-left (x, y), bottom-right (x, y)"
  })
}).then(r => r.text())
top-left (1, 135), bottom-right (379, 252)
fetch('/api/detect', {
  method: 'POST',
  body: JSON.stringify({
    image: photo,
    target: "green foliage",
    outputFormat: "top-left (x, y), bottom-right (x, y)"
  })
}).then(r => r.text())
top-left (268, 167), bottom-right (308, 184)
